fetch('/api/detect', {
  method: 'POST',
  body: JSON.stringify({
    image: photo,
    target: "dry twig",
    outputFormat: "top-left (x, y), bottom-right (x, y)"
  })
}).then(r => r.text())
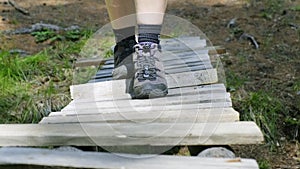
top-left (8, 0), bottom-right (30, 15)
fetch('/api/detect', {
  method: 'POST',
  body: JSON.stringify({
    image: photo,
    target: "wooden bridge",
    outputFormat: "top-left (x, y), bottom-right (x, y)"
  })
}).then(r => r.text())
top-left (0, 37), bottom-right (264, 168)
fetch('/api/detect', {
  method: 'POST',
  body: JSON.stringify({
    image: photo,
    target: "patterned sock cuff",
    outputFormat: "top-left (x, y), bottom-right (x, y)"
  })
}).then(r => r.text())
top-left (138, 24), bottom-right (162, 44)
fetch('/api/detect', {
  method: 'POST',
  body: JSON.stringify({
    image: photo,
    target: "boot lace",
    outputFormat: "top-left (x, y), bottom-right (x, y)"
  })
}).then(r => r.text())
top-left (135, 42), bottom-right (161, 81)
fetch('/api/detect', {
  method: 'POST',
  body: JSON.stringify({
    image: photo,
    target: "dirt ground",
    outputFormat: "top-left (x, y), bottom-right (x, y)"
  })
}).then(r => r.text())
top-left (0, 0), bottom-right (299, 168)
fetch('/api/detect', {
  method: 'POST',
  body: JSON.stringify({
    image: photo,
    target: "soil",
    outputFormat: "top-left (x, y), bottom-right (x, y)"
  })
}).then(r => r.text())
top-left (0, 0), bottom-right (299, 168)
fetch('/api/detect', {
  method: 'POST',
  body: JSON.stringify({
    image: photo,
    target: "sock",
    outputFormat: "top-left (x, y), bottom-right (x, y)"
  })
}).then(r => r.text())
top-left (113, 26), bottom-right (136, 43)
top-left (113, 27), bottom-right (136, 66)
top-left (138, 24), bottom-right (162, 44)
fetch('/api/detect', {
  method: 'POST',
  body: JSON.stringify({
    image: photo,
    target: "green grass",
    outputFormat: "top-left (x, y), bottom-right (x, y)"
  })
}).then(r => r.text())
top-left (0, 29), bottom-right (94, 124)
top-left (31, 28), bottom-right (93, 43)
top-left (291, 5), bottom-right (300, 11)
top-left (258, 159), bottom-right (271, 169)
top-left (238, 91), bottom-right (284, 148)
top-left (225, 70), bottom-right (246, 92)
top-left (225, 67), bottom-right (287, 147)
top-left (0, 50), bottom-right (71, 123)
top-left (292, 80), bottom-right (300, 92)
top-left (259, 0), bottom-right (285, 20)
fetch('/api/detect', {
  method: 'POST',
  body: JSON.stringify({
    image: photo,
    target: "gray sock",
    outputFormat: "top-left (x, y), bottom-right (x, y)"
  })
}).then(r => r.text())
top-left (138, 24), bottom-right (162, 44)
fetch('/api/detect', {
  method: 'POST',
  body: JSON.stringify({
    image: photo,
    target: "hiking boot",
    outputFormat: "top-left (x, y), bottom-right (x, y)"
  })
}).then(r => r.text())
top-left (131, 42), bottom-right (168, 99)
top-left (112, 37), bottom-right (137, 79)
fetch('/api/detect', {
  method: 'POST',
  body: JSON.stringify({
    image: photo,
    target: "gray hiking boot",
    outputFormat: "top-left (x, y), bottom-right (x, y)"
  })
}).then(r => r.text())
top-left (112, 37), bottom-right (136, 79)
top-left (132, 42), bottom-right (168, 99)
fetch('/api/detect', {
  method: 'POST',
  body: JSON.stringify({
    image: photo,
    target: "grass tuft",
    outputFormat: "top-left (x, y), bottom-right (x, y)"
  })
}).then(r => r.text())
top-left (238, 91), bottom-right (284, 149)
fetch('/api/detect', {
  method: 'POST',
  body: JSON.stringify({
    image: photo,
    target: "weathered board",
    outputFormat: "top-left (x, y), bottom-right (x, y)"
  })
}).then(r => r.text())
top-left (0, 122), bottom-right (264, 146)
top-left (55, 102), bottom-right (232, 117)
top-left (71, 83), bottom-right (227, 100)
top-left (61, 92), bottom-right (231, 111)
top-left (0, 147), bottom-right (259, 169)
top-left (71, 69), bottom-right (218, 100)
top-left (40, 108), bottom-right (239, 124)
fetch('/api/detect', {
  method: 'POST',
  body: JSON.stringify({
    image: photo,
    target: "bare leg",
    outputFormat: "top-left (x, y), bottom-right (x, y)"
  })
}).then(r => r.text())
top-left (105, 0), bottom-right (137, 79)
top-left (135, 0), bottom-right (167, 25)
top-left (105, 0), bottom-right (136, 29)
top-left (135, 0), bottom-right (167, 44)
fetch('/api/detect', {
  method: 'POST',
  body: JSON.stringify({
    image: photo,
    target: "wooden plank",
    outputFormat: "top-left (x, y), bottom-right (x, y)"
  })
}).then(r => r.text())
top-left (161, 40), bottom-right (207, 51)
top-left (71, 69), bottom-right (218, 99)
top-left (0, 147), bottom-right (259, 169)
top-left (0, 122), bottom-right (264, 146)
top-left (165, 64), bottom-right (213, 74)
top-left (163, 60), bottom-right (212, 67)
top-left (147, 49), bottom-right (212, 63)
top-left (167, 69), bottom-right (218, 88)
top-left (80, 51), bottom-right (214, 80)
top-left (164, 53), bottom-right (210, 62)
top-left (68, 91), bottom-right (230, 105)
top-left (71, 83), bottom-right (227, 101)
top-left (160, 36), bottom-right (206, 47)
top-left (61, 93), bottom-right (231, 112)
top-left (51, 102), bottom-right (232, 116)
top-left (91, 65), bottom-right (215, 80)
top-left (92, 62), bottom-right (214, 80)
top-left (75, 46), bottom-right (225, 68)
top-left (40, 108), bottom-right (239, 124)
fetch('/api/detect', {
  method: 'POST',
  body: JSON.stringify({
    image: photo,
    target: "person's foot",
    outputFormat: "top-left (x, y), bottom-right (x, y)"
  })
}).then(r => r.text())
top-left (112, 36), bottom-right (136, 79)
top-left (131, 42), bottom-right (168, 99)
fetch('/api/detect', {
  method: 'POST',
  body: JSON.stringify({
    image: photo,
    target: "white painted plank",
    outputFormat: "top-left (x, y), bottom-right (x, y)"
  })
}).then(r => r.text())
top-left (162, 49), bottom-right (209, 61)
top-left (62, 92), bottom-right (231, 111)
top-left (63, 92), bottom-right (230, 110)
top-left (0, 147), bottom-right (259, 169)
top-left (160, 36), bottom-right (206, 48)
top-left (72, 84), bottom-right (227, 102)
top-left (164, 60), bottom-right (212, 68)
top-left (0, 122), bottom-right (264, 146)
top-left (163, 55), bottom-right (210, 64)
top-left (55, 102), bottom-right (232, 117)
top-left (165, 65), bottom-right (213, 74)
top-left (40, 108), bottom-right (239, 124)
top-left (166, 69), bottom-right (218, 88)
top-left (71, 83), bottom-right (226, 100)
